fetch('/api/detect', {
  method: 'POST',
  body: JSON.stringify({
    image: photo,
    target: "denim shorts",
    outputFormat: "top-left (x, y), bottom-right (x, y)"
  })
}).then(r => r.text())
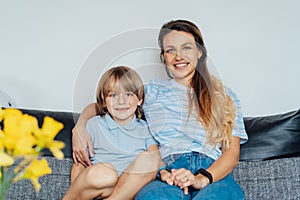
top-left (163, 151), bottom-right (214, 174)
top-left (135, 151), bottom-right (245, 200)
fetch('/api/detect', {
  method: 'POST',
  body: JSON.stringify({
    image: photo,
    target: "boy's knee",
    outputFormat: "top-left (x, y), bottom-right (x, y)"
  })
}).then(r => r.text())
top-left (128, 152), bottom-right (159, 173)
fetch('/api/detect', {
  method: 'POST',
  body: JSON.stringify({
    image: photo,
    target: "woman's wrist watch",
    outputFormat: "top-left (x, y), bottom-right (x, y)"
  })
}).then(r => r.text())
top-left (194, 168), bottom-right (213, 184)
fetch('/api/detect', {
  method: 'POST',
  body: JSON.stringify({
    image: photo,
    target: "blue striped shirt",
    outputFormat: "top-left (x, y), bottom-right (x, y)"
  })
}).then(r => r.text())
top-left (143, 79), bottom-right (248, 160)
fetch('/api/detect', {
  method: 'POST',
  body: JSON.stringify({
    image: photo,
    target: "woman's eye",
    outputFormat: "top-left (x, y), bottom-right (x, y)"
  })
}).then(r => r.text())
top-left (165, 48), bottom-right (176, 54)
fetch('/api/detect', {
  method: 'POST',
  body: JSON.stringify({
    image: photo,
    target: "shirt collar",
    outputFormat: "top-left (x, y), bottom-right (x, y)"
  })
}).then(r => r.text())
top-left (104, 114), bottom-right (138, 131)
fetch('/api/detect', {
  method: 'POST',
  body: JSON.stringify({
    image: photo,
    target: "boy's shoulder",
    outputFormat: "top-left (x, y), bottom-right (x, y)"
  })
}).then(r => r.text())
top-left (135, 118), bottom-right (148, 127)
top-left (87, 115), bottom-right (104, 127)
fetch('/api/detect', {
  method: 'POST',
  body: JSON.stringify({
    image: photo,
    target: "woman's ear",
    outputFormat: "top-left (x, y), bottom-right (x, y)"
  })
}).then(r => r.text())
top-left (198, 50), bottom-right (202, 59)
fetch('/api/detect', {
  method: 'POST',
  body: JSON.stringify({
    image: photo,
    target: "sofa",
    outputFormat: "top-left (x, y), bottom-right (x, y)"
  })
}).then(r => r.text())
top-left (5, 108), bottom-right (300, 200)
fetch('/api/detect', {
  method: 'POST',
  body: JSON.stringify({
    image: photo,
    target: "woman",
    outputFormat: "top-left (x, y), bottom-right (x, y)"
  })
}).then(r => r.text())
top-left (72, 19), bottom-right (248, 199)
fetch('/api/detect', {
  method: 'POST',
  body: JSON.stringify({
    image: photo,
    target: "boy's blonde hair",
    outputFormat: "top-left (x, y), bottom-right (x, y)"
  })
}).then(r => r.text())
top-left (96, 66), bottom-right (145, 120)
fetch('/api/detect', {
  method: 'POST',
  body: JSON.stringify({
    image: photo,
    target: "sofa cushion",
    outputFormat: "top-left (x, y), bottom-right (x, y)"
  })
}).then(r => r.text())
top-left (7, 157), bottom-right (73, 200)
top-left (240, 109), bottom-right (300, 161)
top-left (233, 157), bottom-right (300, 200)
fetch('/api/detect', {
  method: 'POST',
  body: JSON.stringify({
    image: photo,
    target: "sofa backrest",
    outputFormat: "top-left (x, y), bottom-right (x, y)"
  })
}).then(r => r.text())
top-left (15, 108), bottom-right (300, 161)
top-left (19, 108), bottom-right (79, 158)
top-left (241, 109), bottom-right (300, 161)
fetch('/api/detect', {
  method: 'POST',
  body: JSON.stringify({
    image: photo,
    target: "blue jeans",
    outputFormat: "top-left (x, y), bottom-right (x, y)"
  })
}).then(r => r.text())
top-left (135, 152), bottom-right (245, 200)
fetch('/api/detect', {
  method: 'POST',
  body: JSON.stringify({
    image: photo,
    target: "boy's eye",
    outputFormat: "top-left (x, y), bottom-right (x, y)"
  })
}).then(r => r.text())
top-left (108, 93), bottom-right (116, 98)
top-left (126, 92), bottom-right (134, 97)
top-left (183, 46), bottom-right (192, 51)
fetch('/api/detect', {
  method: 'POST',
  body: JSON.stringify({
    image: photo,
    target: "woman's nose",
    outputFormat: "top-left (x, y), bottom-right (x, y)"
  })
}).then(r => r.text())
top-left (175, 50), bottom-right (183, 60)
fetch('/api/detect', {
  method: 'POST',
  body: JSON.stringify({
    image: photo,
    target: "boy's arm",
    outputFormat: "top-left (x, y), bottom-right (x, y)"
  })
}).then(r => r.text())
top-left (72, 103), bottom-right (97, 166)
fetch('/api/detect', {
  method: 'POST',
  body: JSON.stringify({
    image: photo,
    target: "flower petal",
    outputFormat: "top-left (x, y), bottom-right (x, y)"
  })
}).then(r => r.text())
top-left (0, 151), bottom-right (14, 166)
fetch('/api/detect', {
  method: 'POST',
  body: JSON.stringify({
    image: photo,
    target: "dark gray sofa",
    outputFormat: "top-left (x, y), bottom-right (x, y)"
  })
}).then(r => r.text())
top-left (5, 108), bottom-right (300, 200)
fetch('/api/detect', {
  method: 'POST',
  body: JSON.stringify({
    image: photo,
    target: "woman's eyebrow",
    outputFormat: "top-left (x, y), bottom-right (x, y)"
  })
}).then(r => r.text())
top-left (164, 42), bottom-right (194, 49)
top-left (164, 44), bottom-right (175, 49)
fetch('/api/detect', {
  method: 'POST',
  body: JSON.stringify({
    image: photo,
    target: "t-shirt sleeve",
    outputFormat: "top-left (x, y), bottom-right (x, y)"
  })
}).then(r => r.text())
top-left (145, 128), bottom-right (158, 149)
top-left (86, 118), bottom-right (95, 141)
top-left (226, 87), bottom-right (248, 144)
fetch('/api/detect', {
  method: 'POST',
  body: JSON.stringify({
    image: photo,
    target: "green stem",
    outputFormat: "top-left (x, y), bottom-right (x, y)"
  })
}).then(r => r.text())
top-left (0, 166), bottom-right (16, 200)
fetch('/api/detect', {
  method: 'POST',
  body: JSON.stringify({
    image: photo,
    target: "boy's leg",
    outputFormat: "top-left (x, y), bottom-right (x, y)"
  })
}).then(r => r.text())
top-left (106, 151), bottom-right (160, 200)
top-left (70, 163), bottom-right (85, 183)
top-left (63, 163), bottom-right (118, 200)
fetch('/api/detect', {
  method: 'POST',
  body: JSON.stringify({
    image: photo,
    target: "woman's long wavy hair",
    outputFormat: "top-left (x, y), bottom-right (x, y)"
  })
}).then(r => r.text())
top-left (158, 20), bottom-right (236, 149)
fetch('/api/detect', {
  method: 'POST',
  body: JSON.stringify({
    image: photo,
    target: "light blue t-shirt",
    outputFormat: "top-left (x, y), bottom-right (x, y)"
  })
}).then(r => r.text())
top-left (143, 79), bottom-right (248, 160)
top-left (87, 114), bottom-right (157, 176)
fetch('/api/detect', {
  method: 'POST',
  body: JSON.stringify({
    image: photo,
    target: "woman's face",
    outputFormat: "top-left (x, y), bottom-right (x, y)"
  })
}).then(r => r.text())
top-left (162, 30), bottom-right (202, 86)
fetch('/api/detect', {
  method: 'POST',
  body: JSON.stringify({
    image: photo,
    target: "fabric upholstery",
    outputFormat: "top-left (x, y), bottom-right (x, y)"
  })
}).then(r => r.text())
top-left (233, 157), bottom-right (300, 199)
top-left (7, 157), bottom-right (72, 200)
top-left (4, 108), bottom-right (300, 200)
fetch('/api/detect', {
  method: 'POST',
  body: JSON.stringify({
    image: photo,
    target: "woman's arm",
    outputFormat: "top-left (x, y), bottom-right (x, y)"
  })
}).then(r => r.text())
top-left (72, 103), bottom-right (97, 166)
top-left (205, 136), bottom-right (240, 181)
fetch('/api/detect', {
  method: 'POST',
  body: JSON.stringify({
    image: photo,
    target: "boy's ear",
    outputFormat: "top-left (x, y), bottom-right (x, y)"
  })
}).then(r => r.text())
top-left (137, 99), bottom-right (143, 106)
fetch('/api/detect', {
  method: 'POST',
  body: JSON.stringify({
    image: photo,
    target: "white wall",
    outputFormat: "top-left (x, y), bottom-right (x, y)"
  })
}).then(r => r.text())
top-left (0, 0), bottom-right (299, 117)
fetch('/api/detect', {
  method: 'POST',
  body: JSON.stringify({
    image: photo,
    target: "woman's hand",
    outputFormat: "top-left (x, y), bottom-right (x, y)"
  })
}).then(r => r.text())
top-left (72, 103), bottom-right (98, 167)
top-left (170, 168), bottom-right (210, 195)
top-left (72, 125), bottom-right (94, 167)
top-left (160, 169), bottom-right (174, 185)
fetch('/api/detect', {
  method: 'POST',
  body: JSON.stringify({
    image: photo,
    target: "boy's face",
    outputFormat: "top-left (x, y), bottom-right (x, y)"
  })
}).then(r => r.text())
top-left (105, 90), bottom-right (142, 125)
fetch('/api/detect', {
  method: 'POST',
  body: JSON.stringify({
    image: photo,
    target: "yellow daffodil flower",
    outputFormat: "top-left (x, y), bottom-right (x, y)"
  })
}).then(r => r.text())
top-left (0, 152), bottom-right (14, 167)
top-left (34, 116), bottom-right (64, 159)
top-left (2, 109), bottom-right (38, 156)
top-left (0, 106), bottom-right (4, 121)
top-left (0, 108), bottom-right (65, 196)
top-left (21, 158), bottom-right (52, 191)
top-left (48, 140), bottom-right (65, 159)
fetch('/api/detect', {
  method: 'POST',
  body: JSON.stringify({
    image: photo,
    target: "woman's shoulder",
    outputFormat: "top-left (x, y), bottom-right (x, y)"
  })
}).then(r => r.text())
top-left (224, 86), bottom-right (240, 101)
top-left (144, 79), bottom-right (171, 94)
top-left (145, 79), bottom-right (170, 88)
top-left (223, 86), bottom-right (243, 109)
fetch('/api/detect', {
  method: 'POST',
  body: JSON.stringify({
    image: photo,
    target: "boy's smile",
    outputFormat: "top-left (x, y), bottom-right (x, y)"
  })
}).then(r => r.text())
top-left (105, 91), bottom-right (142, 125)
